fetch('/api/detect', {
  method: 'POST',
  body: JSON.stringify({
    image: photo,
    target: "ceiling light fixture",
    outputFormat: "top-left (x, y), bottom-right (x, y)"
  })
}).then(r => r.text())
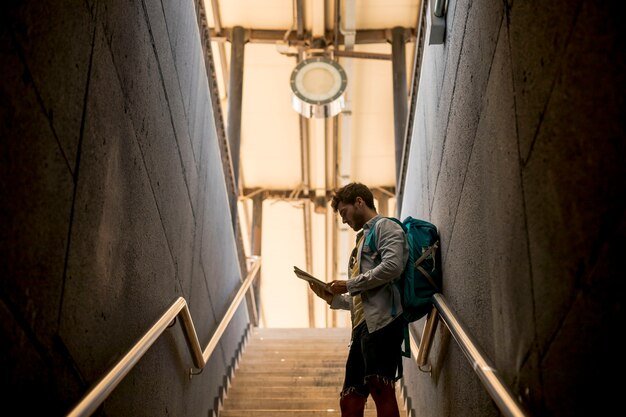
top-left (290, 56), bottom-right (348, 118)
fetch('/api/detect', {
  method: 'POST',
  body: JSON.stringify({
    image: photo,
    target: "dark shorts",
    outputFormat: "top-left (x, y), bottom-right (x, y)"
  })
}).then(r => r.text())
top-left (341, 316), bottom-right (404, 397)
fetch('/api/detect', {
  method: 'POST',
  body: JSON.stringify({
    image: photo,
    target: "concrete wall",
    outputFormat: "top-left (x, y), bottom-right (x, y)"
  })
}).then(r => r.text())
top-left (0, 0), bottom-right (249, 415)
top-left (400, 0), bottom-right (624, 416)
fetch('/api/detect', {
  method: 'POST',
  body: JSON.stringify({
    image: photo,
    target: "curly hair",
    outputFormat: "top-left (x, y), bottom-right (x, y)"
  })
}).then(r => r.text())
top-left (331, 182), bottom-right (376, 212)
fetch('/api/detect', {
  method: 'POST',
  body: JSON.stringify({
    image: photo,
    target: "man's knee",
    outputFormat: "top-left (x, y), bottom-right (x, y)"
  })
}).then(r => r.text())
top-left (366, 375), bottom-right (396, 400)
top-left (366, 376), bottom-right (401, 417)
top-left (340, 389), bottom-right (367, 415)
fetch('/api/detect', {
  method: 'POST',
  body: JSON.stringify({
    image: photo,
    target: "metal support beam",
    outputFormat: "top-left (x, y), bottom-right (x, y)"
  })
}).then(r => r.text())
top-left (333, 50), bottom-right (391, 60)
top-left (327, 116), bottom-right (339, 327)
top-left (227, 26), bottom-right (246, 228)
top-left (208, 27), bottom-right (416, 45)
top-left (249, 193), bottom-right (263, 326)
top-left (373, 190), bottom-right (390, 217)
top-left (241, 186), bottom-right (395, 200)
top-left (296, 0), bottom-right (305, 39)
top-left (209, 0), bottom-right (229, 98)
top-left (391, 26), bottom-right (408, 186)
top-left (300, 113), bottom-right (316, 328)
top-left (293, 0), bottom-right (315, 327)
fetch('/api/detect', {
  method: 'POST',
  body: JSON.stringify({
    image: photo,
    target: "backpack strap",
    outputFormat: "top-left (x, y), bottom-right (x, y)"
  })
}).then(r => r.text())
top-left (402, 321), bottom-right (411, 359)
top-left (363, 216), bottom-right (405, 319)
top-left (364, 217), bottom-right (378, 252)
top-left (397, 320), bottom-right (410, 375)
top-left (414, 240), bottom-right (440, 291)
top-left (364, 216), bottom-right (403, 253)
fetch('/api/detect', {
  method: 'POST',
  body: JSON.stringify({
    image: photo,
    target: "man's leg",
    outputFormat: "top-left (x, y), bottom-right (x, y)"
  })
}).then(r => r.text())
top-left (341, 323), bottom-right (369, 417)
top-left (340, 390), bottom-right (368, 417)
top-left (361, 317), bottom-right (405, 417)
top-left (367, 376), bottom-right (400, 417)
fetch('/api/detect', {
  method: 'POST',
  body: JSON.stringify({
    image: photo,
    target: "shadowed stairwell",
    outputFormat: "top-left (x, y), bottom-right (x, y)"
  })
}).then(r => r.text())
top-left (219, 327), bottom-right (409, 416)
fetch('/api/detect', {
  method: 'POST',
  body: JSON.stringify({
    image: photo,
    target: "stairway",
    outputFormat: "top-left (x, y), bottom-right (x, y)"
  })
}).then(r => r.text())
top-left (219, 327), bottom-right (408, 417)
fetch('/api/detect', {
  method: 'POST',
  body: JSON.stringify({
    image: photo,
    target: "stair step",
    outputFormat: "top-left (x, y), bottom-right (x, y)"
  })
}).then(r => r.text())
top-left (242, 351), bottom-right (347, 360)
top-left (236, 367), bottom-right (343, 375)
top-left (223, 397), bottom-right (383, 409)
top-left (224, 398), bottom-right (341, 409)
top-left (234, 367), bottom-right (343, 375)
top-left (226, 386), bottom-right (340, 398)
top-left (220, 409), bottom-right (386, 417)
top-left (220, 328), bottom-right (407, 417)
top-left (247, 341), bottom-right (349, 346)
top-left (246, 340), bottom-right (347, 345)
top-left (243, 349), bottom-right (345, 356)
top-left (229, 374), bottom-right (343, 386)
top-left (237, 361), bottom-right (345, 371)
top-left (251, 327), bottom-right (351, 337)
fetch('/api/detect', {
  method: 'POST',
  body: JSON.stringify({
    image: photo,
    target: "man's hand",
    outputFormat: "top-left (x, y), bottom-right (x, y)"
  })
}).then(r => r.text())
top-left (309, 282), bottom-right (334, 304)
top-left (329, 280), bottom-right (348, 295)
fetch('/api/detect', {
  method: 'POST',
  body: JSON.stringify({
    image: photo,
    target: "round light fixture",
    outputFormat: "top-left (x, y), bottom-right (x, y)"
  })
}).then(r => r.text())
top-left (290, 57), bottom-right (348, 118)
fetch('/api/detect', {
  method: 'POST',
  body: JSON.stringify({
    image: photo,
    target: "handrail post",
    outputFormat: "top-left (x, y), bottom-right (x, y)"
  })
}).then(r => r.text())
top-left (201, 256), bottom-right (261, 364)
top-left (433, 0), bottom-right (445, 17)
top-left (415, 305), bottom-right (439, 370)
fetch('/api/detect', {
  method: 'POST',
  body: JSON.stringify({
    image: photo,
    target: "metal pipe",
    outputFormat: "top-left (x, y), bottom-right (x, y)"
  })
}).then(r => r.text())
top-left (333, 50), bottom-right (392, 60)
top-left (391, 26), bottom-right (408, 187)
top-left (415, 305), bottom-right (439, 369)
top-left (333, 0), bottom-right (340, 49)
top-left (67, 299), bottom-right (192, 417)
top-left (209, 0), bottom-right (229, 96)
top-left (330, 115), bottom-right (339, 327)
top-left (298, 111), bottom-right (315, 326)
top-left (374, 190), bottom-right (389, 216)
top-left (432, 294), bottom-right (529, 417)
top-left (209, 0), bottom-right (223, 35)
top-left (304, 198), bottom-right (315, 327)
top-left (249, 194), bottom-right (264, 325)
top-left (227, 26), bottom-right (245, 190)
top-left (227, 26), bottom-right (246, 229)
top-left (296, 0), bottom-right (305, 39)
top-left (434, 0), bottom-right (446, 18)
top-left (202, 258), bottom-right (262, 361)
top-left (294, 0), bottom-right (315, 322)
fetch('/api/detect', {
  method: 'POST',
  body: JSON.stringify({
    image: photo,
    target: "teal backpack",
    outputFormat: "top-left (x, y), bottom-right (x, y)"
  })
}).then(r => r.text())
top-left (365, 216), bottom-right (441, 358)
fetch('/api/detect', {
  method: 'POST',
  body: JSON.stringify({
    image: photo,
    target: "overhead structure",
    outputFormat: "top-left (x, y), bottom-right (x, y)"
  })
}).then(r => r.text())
top-left (201, 0), bottom-right (421, 328)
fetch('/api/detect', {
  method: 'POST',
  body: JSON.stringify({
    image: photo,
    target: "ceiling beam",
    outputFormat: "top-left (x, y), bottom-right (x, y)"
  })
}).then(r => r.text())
top-left (334, 50), bottom-right (391, 60)
top-left (240, 187), bottom-right (396, 201)
top-left (207, 27), bottom-right (416, 45)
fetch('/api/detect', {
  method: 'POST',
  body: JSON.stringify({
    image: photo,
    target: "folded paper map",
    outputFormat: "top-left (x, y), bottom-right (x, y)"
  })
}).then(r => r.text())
top-left (293, 266), bottom-right (332, 293)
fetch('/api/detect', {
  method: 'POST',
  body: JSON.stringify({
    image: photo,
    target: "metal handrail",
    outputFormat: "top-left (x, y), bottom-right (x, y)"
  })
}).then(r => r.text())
top-left (433, 0), bottom-right (446, 18)
top-left (66, 256), bottom-right (262, 417)
top-left (410, 293), bottom-right (529, 417)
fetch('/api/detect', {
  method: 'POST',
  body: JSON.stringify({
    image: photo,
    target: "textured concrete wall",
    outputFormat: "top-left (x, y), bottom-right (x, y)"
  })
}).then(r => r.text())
top-left (400, 0), bottom-right (624, 416)
top-left (0, 1), bottom-right (249, 416)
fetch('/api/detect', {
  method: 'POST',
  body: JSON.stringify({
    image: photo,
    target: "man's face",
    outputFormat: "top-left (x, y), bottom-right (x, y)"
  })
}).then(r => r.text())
top-left (337, 197), bottom-right (366, 231)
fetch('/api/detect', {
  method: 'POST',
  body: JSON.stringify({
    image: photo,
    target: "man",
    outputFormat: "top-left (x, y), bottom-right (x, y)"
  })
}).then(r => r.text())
top-left (308, 182), bottom-right (408, 417)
